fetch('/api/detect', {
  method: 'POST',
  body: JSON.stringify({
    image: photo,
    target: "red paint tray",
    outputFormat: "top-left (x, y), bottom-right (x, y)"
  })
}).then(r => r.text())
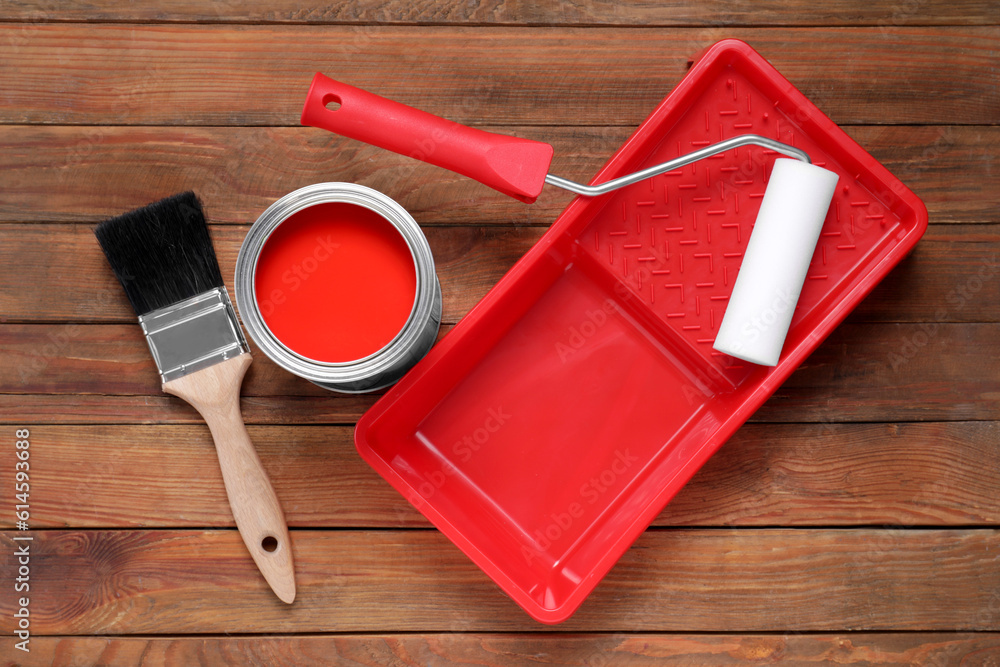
top-left (355, 40), bottom-right (928, 623)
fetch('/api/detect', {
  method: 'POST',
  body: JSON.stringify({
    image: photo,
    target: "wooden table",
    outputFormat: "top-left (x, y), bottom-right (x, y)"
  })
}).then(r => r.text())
top-left (1, 2), bottom-right (998, 664)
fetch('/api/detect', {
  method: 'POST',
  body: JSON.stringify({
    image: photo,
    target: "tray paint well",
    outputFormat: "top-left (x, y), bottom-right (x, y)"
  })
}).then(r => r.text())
top-left (355, 39), bottom-right (928, 623)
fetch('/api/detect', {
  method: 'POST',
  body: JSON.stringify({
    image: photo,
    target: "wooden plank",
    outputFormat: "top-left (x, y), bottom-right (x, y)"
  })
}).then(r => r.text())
top-left (0, 394), bottom-right (372, 426)
top-left (2, 323), bottom-right (999, 423)
top-left (0, 223), bottom-right (996, 324)
top-left (0, 422), bottom-right (995, 529)
top-left (11, 633), bottom-right (1000, 666)
top-left (0, 26), bottom-right (996, 126)
top-left (757, 321), bottom-right (1000, 423)
top-left (3, 0), bottom-right (996, 26)
top-left (0, 322), bottom-right (440, 397)
top-left (0, 224), bottom-right (540, 324)
top-left (855, 224), bottom-right (1000, 321)
top-left (1, 528), bottom-right (998, 632)
top-left (0, 125), bottom-right (993, 225)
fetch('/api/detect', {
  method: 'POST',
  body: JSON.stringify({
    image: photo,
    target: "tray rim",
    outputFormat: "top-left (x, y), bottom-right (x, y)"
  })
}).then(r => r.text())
top-left (354, 38), bottom-right (929, 624)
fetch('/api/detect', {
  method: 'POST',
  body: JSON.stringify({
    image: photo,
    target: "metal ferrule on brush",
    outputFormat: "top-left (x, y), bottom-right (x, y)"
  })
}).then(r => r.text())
top-left (138, 287), bottom-right (249, 384)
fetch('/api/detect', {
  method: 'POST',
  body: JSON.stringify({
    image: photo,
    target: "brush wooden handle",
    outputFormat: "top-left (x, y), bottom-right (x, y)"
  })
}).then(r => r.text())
top-left (163, 354), bottom-right (296, 604)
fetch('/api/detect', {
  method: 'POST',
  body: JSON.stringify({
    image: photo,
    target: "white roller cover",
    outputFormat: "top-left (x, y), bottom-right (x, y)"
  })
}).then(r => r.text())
top-left (713, 158), bottom-right (839, 366)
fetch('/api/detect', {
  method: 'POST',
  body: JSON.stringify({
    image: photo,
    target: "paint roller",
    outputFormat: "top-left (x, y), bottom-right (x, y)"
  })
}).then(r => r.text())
top-left (713, 159), bottom-right (839, 366)
top-left (301, 74), bottom-right (839, 366)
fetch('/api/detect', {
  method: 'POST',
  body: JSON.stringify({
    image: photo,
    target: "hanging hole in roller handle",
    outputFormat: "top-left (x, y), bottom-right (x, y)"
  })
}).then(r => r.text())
top-left (323, 94), bottom-right (342, 112)
top-left (261, 535), bottom-right (279, 552)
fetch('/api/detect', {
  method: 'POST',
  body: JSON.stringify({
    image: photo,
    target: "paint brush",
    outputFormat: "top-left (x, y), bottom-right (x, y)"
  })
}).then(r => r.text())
top-left (95, 192), bottom-right (295, 603)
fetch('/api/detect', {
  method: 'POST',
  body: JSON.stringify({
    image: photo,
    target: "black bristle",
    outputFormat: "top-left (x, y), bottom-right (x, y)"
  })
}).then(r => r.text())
top-left (94, 192), bottom-right (224, 316)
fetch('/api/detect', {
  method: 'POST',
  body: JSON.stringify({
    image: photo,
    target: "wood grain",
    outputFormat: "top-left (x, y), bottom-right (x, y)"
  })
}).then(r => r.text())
top-left (0, 0), bottom-right (995, 652)
top-left (0, 26), bottom-right (997, 126)
top-left (756, 322), bottom-right (1000, 423)
top-left (10, 633), bottom-right (1000, 666)
top-left (0, 125), bottom-right (993, 225)
top-left (0, 422), bottom-right (995, 529)
top-left (3, 323), bottom-right (998, 422)
top-left (1, 528), bottom-right (998, 633)
top-left (3, 0), bottom-right (996, 26)
top-left (0, 394), bottom-right (376, 426)
top-left (0, 224), bottom-right (539, 324)
top-left (0, 224), bottom-right (996, 324)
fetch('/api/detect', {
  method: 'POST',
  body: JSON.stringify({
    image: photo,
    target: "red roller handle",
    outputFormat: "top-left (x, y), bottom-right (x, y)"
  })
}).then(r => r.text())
top-left (301, 73), bottom-right (554, 203)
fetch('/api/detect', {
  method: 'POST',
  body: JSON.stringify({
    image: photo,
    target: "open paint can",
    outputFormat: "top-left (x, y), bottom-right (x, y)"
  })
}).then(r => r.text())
top-left (235, 183), bottom-right (441, 393)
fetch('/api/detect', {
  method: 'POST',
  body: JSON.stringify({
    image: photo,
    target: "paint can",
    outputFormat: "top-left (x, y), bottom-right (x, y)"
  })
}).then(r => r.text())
top-left (235, 183), bottom-right (441, 393)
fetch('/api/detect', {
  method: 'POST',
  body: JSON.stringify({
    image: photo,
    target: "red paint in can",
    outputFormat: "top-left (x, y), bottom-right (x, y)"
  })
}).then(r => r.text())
top-left (254, 202), bottom-right (416, 363)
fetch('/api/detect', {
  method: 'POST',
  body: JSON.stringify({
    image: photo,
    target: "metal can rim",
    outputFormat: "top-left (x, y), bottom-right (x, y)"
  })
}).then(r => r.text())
top-left (234, 182), bottom-right (439, 387)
